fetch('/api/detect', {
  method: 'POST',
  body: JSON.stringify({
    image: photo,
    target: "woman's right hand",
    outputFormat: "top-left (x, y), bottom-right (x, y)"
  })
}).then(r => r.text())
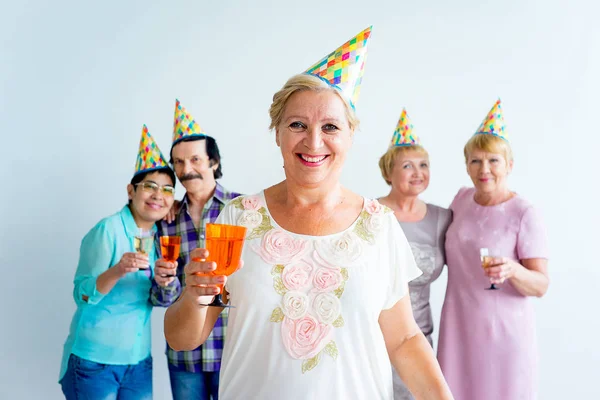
top-left (182, 248), bottom-right (226, 303)
top-left (114, 252), bottom-right (149, 277)
top-left (165, 248), bottom-right (235, 350)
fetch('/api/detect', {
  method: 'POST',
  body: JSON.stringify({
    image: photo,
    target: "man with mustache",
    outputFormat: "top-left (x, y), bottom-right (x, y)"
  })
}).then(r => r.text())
top-left (150, 100), bottom-right (241, 400)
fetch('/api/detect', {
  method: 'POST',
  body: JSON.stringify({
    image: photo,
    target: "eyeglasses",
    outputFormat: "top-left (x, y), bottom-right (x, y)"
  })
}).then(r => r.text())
top-left (135, 181), bottom-right (175, 197)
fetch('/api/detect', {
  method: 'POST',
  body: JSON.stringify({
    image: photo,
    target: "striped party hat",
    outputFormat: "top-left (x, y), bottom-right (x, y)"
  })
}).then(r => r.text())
top-left (172, 99), bottom-right (207, 146)
top-left (305, 26), bottom-right (372, 109)
top-left (134, 125), bottom-right (169, 176)
top-left (390, 109), bottom-right (421, 147)
top-left (475, 99), bottom-right (507, 141)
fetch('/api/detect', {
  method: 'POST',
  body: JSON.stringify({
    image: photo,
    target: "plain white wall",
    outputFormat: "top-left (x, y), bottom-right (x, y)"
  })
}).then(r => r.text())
top-left (1, 1), bottom-right (598, 398)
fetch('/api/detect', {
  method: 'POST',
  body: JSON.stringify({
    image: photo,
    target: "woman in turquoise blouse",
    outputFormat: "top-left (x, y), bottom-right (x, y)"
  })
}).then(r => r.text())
top-left (59, 127), bottom-right (176, 400)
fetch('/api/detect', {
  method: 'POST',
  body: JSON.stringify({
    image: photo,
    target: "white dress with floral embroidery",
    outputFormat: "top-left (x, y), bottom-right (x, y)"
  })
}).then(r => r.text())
top-left (216, 192), bottom-right (422, 400)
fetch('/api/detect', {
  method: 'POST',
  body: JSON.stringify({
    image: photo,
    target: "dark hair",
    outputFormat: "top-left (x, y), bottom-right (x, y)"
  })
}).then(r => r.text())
top-left (128, 168), bottom-right (176, 205)
top-left (169, 135), bottom-right (223, 179)
top-left (130, 168), bottom-right (176, 188)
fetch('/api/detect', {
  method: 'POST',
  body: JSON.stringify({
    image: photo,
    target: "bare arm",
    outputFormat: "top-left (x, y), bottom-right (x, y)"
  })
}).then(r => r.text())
top-left (486, 257), bottom-right (549, 297)
top-left (164, 248), bottom-right (226, 351)
top-left (164, 288), bottom-right (224, 350)
top-left (380, 293), bottom-right (454, 400)
top-left (95, 267), bottom-right (125, 295)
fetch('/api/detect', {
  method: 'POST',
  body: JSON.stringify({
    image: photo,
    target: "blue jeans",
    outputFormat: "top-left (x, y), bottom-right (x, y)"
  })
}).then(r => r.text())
top-left (60, 354), bottom-right (152, 400)
top-left (169, 369), bottom-right (219, 400)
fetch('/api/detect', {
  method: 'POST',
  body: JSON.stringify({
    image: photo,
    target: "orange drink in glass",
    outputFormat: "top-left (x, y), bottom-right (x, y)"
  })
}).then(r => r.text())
top-left (202, 223), bottom-right (246, 307)
top-left (160, 236), bottom-right (181, 277)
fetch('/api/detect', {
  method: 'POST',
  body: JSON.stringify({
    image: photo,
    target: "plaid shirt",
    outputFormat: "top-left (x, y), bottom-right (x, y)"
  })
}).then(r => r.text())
top-left (150, 182), bottom-right (242, 373)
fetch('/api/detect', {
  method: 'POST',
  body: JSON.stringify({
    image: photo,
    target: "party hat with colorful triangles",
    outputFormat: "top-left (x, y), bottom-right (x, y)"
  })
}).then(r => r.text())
top-left (390, 109), bottom-right (421, 147)
top-left (172, 99), bottom-right (208, 146)
top-left (134, 125), bottom-right (170, 176)
top-left (475, 99), bottom-right (507, 141)
top-left (305, 26), bottom-right (372, 108)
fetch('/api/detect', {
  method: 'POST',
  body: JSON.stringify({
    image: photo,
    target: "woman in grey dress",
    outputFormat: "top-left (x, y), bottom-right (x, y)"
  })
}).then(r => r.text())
top-left (378, 110), bottom-right (452, 400)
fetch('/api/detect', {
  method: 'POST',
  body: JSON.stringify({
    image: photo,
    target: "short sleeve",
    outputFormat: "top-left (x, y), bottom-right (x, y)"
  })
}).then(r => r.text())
top-left (517, 206), bottom-right (549, 260)
top-left (449, 187), bottom-right (470, 211)
top-left (382, 213), bottom-right (423, 310)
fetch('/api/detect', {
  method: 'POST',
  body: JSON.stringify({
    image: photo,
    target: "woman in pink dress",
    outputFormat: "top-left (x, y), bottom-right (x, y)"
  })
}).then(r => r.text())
top-left (437, 100), bottom-right (549, 400)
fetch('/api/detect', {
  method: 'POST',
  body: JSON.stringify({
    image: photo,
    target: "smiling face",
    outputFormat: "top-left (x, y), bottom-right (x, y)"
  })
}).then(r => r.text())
top-left (171, 139), bottom-right (218, 195)
top-left (466, 149), bottom-right (512, 194)
top-left (389, 148), bottom-right (430, 196)
top-left (127, 171), bottom-right (175, 227)
top-left (464, 133), bottom-right (514, 196)
top-left (275, 89), bottom-right (354, 188)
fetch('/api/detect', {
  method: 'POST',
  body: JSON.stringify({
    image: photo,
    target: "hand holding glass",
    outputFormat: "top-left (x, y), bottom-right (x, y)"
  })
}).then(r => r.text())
top-left (197, 224), bottom-right (247, 307)
top-left (133, 228), bottom-right (153, 269)
top-left (160, 236), bottom-right (181, 277)
top-left (480, 248), bottom-right (500, 290)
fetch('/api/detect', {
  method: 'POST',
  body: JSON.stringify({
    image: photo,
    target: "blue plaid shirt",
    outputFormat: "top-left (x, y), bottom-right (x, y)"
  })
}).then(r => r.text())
top-left (150, 183), bottom-right (242, 372)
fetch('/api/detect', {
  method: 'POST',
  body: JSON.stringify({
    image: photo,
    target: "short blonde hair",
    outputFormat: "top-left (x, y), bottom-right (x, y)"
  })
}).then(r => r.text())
top-left (378, 145), bottom-right (429, 185)
top-left (463, 134), bottom-right (513, 163)
top-left (268, 74), bottom-right (360, 131)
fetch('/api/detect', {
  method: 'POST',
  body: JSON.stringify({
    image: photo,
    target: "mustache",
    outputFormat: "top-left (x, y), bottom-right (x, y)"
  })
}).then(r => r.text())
top-left (180, 173), bottom-right (203, 182)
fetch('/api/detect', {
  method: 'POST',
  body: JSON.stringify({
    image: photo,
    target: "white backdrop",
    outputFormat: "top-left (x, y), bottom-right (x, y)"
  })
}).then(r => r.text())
top-left (1, 1), bottom-right (598, 399)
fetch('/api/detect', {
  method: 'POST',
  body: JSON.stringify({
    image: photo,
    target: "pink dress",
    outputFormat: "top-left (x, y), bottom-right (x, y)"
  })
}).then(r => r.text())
top-left (438, 187), bottom-right (549, 400)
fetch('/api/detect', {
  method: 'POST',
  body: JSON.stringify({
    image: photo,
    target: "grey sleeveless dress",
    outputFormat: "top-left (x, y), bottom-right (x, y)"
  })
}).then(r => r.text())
top-left (392, 204), bottom-right (452, 400)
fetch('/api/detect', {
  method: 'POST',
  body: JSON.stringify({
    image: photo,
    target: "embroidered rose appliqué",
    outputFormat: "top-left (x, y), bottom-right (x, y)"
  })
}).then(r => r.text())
top-left (236, 195), bottom-right (390, 374)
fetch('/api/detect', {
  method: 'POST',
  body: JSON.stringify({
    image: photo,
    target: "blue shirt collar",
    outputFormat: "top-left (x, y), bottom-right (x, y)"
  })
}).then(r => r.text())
top-left (120, 205), bottom-right (158, 237)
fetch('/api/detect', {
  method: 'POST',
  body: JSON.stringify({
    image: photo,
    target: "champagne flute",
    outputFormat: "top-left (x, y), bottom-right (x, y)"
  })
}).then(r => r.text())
top-left (480, 248), bottom-right (500, 290)
top-left (134, 228), bottom-right (154, 258)
top-left (199, 223), bottom-right (247, 307)
top-left (160, 236), bottom-right (181, 278)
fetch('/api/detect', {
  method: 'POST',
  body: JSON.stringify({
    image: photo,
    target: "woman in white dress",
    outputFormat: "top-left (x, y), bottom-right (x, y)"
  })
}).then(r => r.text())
top-left (164, 28), bottom-right (453, 400)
